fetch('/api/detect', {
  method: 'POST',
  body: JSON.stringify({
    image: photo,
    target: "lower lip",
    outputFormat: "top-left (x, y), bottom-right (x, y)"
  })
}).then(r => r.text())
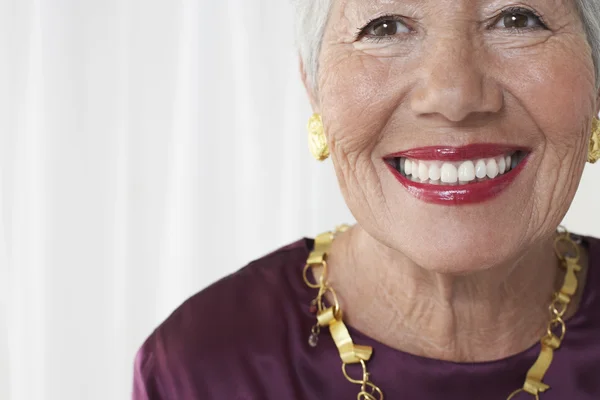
top-left (386, 158), bottom-right (528, 205)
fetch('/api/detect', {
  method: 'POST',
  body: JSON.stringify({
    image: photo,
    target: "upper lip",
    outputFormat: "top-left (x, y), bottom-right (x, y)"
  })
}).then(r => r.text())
top-left (384, 144), bottom-right (530, 162)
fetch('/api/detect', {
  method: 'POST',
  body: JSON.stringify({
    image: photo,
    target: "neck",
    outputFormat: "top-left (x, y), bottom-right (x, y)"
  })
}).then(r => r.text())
top-left (320, 225), bottom-right (570, 362)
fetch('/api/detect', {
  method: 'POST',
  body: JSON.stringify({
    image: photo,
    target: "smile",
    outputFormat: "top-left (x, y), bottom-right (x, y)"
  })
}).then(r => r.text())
top-left (384, 144), bottom-right (530, 205)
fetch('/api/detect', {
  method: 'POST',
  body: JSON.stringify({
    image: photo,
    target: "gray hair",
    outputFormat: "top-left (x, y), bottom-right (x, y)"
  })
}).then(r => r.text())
top-left (577, 1), bottom-right (600, 88)
top-left (292, 1), bottom-right (600, 90)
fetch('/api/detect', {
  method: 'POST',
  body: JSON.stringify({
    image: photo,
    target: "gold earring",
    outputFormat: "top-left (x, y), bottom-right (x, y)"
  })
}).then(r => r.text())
top-left (307, 113), bottom-right (329, 161)
top-left (589, 118), bottom-right (600, 164)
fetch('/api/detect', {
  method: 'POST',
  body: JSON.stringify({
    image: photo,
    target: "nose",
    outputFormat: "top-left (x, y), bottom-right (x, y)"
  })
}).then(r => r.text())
top-left (410, 37), bottom-right (503, 122)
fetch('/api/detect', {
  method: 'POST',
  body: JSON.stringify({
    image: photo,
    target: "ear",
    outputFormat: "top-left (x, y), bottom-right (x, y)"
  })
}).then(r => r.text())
top-left (299, 55), bottom-right (320, 114)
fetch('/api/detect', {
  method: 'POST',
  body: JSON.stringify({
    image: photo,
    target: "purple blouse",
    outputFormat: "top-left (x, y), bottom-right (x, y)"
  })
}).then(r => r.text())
top-left (133, 236), bottom-right (600, 399)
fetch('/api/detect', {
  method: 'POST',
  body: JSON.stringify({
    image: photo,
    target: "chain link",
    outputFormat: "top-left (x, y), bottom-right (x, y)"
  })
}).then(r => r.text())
top-left (342, 360), bottom-right (384, 400)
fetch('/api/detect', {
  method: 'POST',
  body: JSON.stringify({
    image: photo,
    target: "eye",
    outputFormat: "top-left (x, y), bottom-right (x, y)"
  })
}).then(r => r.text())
top-left (357, 16), bottom-right (411, 40)
top-left (493, 8), bottom-right (546, 30)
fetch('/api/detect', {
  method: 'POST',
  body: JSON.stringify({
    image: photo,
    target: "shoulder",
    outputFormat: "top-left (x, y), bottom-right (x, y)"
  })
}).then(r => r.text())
top-left (133, 239), bottom-right (312, 399)
top-left (573, 234), bottom-right (600, 325)
top-left (585, 234), bottom-right (600, 256)
top-left (582, 234), bottom-right (600, 279)
top-left (583, 233), bottom-right (600, 285)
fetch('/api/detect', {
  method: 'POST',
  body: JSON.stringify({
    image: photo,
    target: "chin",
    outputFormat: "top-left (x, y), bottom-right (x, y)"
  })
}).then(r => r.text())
top-left (388, 226), bottom-right (527, 275)
top-left (363, 190), bottom-right (542, 275)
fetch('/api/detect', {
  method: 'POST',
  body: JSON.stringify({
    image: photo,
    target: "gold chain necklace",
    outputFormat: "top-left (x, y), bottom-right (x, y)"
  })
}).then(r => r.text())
top-left (303, 225), bottom-right (582, 400)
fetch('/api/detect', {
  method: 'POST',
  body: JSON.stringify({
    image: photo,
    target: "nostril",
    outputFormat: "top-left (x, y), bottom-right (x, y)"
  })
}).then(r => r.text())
top-left (410, 72), bottom-right (503, 122)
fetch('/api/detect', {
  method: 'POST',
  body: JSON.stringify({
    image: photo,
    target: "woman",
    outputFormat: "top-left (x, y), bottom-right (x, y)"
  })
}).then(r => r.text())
top-left (133, 0), bottom-right (600, 398)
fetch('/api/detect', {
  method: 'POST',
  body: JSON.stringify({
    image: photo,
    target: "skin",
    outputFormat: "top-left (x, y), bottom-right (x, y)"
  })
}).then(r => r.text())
top-left (302, 0), bottom-right (600, 362)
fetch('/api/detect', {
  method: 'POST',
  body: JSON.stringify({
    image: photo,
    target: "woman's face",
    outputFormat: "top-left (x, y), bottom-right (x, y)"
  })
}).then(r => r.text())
top-left (310, 0), bottom-right (599, 273)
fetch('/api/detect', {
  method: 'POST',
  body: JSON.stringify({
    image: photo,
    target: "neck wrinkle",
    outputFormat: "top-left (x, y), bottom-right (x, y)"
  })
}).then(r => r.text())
top-left (323, 224), bottom-right (564, 362)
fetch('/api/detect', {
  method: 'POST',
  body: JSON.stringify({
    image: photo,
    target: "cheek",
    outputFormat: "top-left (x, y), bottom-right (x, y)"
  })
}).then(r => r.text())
top-left (317, 53), bottom-right (408, 208)
top-left (319, 52), bottom-right (402, 157)
top-left (492, 39), bottom-right (595, 229)
top-left (496, 40), bottom-right (596, 158)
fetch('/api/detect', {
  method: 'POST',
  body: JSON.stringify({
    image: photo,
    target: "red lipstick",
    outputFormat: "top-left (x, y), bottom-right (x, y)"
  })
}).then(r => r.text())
top-left (387, 144), bottom-right (529, 161)
top-left (384, 144), bottom-right (530, 205)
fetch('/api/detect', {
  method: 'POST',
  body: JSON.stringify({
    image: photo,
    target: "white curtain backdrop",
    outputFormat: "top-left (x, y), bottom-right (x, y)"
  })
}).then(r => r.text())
top-left (1, 1), bottom-right (599, 399)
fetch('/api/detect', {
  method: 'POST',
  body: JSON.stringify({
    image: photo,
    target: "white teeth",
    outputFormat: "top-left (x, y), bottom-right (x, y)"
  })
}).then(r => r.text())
top-left (458, 161), bottom-right (476, 182)
top-left (394, 151), bottom-right (523, 185)
top-left (486, 159), bottom-right (498, 179)
top-left (404, 159), bottom-right (412, 175)
top-left (475, 159), bottom-right (487, 179)
top-left (441, 163), bottom-right (458, 183)
top-left (418, 162), bottom-right (429, 181)
top-left (429, 163), bottom-right (441, 181)
top-left (497, 157), bottom-right (506, 174)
